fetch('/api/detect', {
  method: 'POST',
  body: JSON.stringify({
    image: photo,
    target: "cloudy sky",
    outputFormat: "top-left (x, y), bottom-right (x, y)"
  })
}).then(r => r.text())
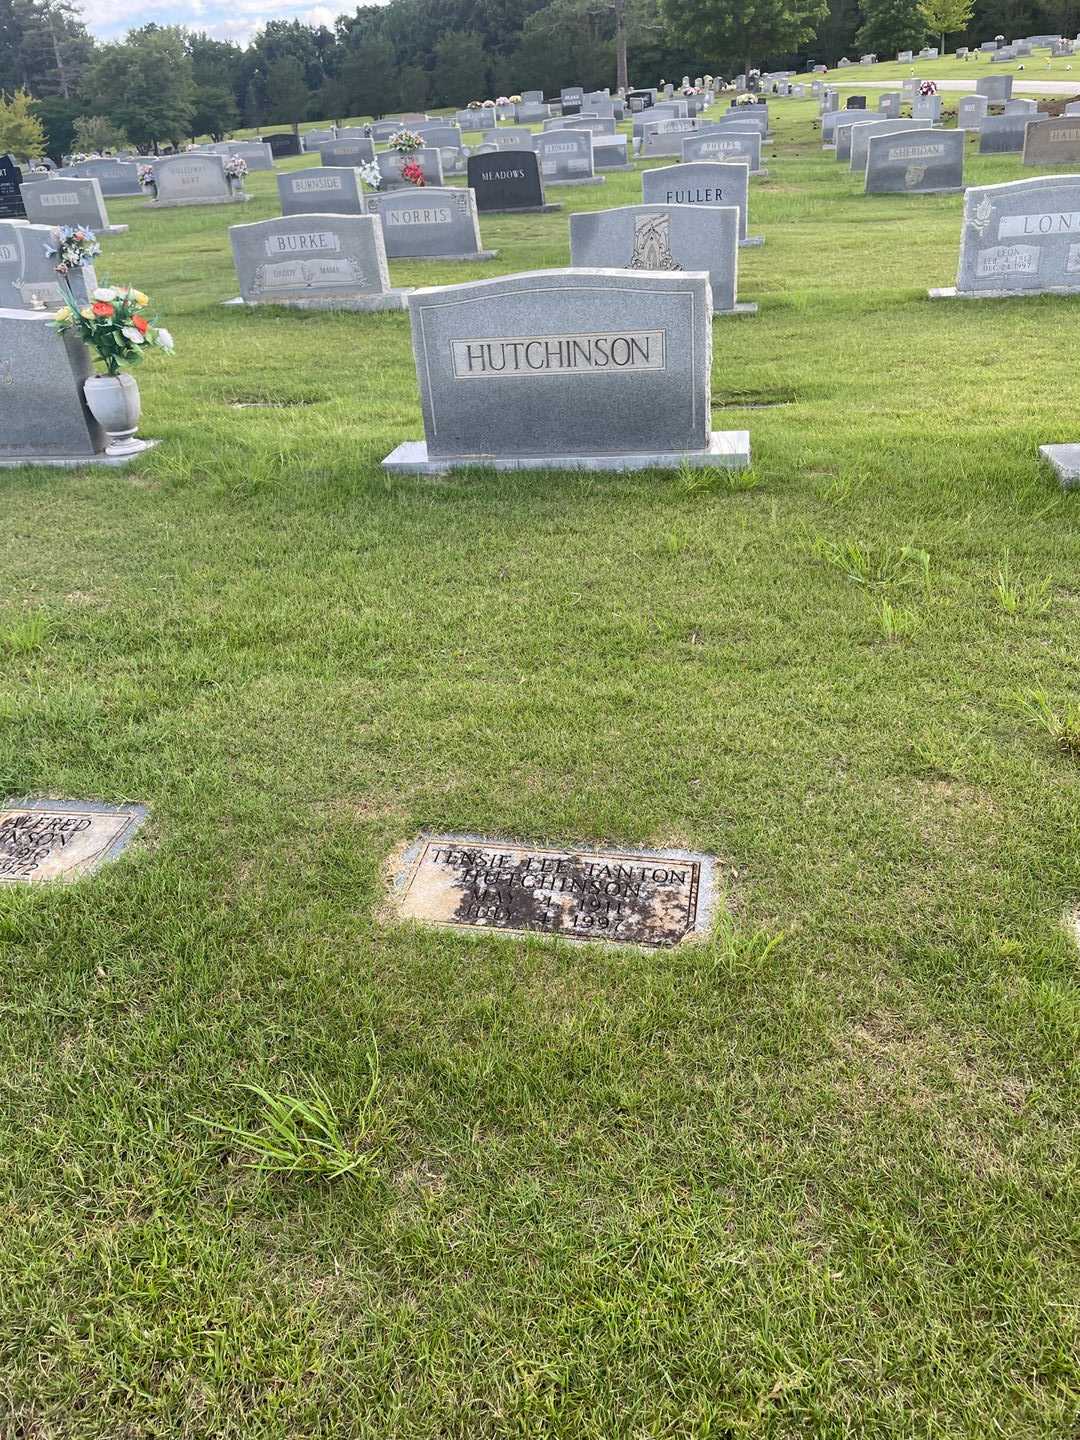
top-left (81, 0), bottom-right (346, 45)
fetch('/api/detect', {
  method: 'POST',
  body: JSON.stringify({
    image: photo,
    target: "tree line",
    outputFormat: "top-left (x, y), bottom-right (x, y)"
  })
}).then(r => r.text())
top-left (0, 0), bottom-right (1076, 159)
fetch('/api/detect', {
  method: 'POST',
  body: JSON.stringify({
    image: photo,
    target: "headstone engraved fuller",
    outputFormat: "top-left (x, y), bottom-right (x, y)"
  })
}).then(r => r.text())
top-left (228, 214), bottom-right (410, 310)
top-left (278, 167), bottom-right (366, 217)
top-left (365, 187), bottom-right (496, 260)
top-left (0, 798), bottom-right (147, 881)
top-left (466, 150), bottom-right (559, 214)
top-left (865, 128), bottom-right (965, 193)
top-left (642, 160), bottom-right (762, 246)
top-left (569, 203), bottom-right (755, 315)
top-left (381, 268), bottom-right (750, 475)
top-left (930, 174), bottom-right (1080, 297)
top-left (19, 175), bottom-right (127, 235)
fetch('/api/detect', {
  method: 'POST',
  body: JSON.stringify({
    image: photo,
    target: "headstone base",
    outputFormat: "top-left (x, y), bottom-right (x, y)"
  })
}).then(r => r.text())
top-left (224, 291), bottom-right (411, 311)
top-left (929, 284), bottom-right (1079, 299)
top-left (1039, 443), bottom-right (1080, 488)
top-left (148, 194), bottom-right (250, 208)
top-left (740, 236), bottom-right (765, 247)
top-left (101, 224), bottom-right (129, 235)
top-left (0, 438), bottom-right (160, 469)
top-left (595, 162), bottom-right (634, 171)
top-left (401, 249), bottom-right (499, 262)
top-left (479, 203), bottom-right (562, 214)
top-left (717, 302), bottom-right (758, 316)
top-left (381, 430), bottom-right (751, 476)
top-left (543, 176), bottom-right (606, 187)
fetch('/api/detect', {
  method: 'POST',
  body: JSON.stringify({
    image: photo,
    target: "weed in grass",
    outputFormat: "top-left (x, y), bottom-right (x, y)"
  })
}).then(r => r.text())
top-left (679, 462), bottom-right (762, 494)
top-left (707, 913), bottom-right (785, 980)
top-left (1009, 689), bottom-right (1080, 758)
top-left (994, 551), bottom-right (1053, 617)
top-left (811, 535), bottom-right (931, 591)
top-left (873, 597), bottom-right (921, 642)
top-left (1, 614), bottom-right (52, 656)
top-left (193, 1047), bottom-right (382, 1182)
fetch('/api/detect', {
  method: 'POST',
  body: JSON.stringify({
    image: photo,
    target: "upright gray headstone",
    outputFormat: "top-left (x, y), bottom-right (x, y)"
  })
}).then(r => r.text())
top-left (0, 220), bottom-right (95, 309)
top-left (365, 187), bottom-right (495, 261)
top-left (374, 148), bottom-right (444, 190)
top-left (977, 75), bottom-right (1014, 102)
top-left (931, 175), bottom-right (1080, 297)
top-left (865, 128), bottom-right (964, 193)
top-left (912, 94), bottom-right (942, 122)
top-left (535, 129), bottom-right (602, 184)
top-left (278, 167), bottom-right (365, 217)
top-left (835, 114), bottom-right (880, 163)
top-left (55, 158), bottom-right (140, 197)
top-left (1004, 98), bottom-right (1038, 114)
top-left (382, 269), bottom-right (749, 475)
top-left (849, 118), bottom-right (927, 172)
top-left (150, 154), bottom-right (247, 208)
top-left (319, 138), bottom-right (375, 167)
top-left (878, 93), bottom-right (901, 118)
top-left (0, 308), bottom-right (108, 463)
top-left (978, 113), bottom-right (1030, 154)
top-left (682, 130), bottom-right (763, 173)
top-left (1023, 117), bottom-right (1080, 166)
top-left (957, 95), bottom-right (989, 130)
top-left (643, 160), bottom-right (761, 246)
top-left (19, 175), bottom-right (126, 236)
top-left (228, 213), bottom-right (409, 310)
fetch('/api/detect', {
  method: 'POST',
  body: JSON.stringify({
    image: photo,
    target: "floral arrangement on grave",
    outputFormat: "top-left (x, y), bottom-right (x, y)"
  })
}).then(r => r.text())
top-left (389, 129), bottom-right (423, 154)
top-left (138, 162), bottom-right (156, 196)
top-left (400, 158), bottom-right (426, 187)
top-left (467, 99), bottom-right (482, 108)
top-left (482, 98), bottom-right (496, 107)
top-left (223, 154), bottom-right (248, 189)
top-left (43, 224), bottom-right (100, 307)
top-left (919, 79), bottom-right (938, 95)
top-left (53, 286), bottom-right (173, 456)
top-left (509, 94), bottom-right (522, 102)
top-left (358, 159), bottom-right (381, 190)
top-left (495, 95), bottom-right (510, 105)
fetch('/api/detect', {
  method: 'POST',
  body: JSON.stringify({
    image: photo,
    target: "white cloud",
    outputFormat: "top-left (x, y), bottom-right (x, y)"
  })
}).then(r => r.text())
top-left (80, 0), bottom-right (370, 43)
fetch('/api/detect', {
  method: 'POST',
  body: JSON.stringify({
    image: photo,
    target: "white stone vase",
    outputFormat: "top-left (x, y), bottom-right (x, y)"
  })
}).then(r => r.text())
top-left (83, 372), bottom-right (145, 456)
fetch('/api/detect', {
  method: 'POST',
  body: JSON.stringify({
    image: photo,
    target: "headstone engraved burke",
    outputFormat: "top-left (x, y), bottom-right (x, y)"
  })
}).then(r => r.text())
top-left (228, 214), bottom-right (409, 311)
top-left (642, 161), bottom-right (762, 246)
top-left (365, 187), bottom-right (496, 261)
top-left (150, 154), bottom-right (248, 207)
top-left (1023, 118), bottom-right (1080, 166)
top-left (466, 150), bottom-right (560, 214)
top-left (278, 167), bottom-right (365, 217)
top-left (534, 129), bottom-right (603, 185)
top-left (930, 175), bottom-right (1080, 297)
top-left (569, 203), bottom-right (755, 315)
top-left (381, 268), bottom-right (750, 475)
top-left (865, 128), bottom-right (964, 194)
top-left (20, 174), bottom-right (127, 235)
top-left (391, 837), bottom-right (716, 947)
top-left (0, 799), bottom-right (147, 882)
top-left (0, 153), bottom-right (26, 219)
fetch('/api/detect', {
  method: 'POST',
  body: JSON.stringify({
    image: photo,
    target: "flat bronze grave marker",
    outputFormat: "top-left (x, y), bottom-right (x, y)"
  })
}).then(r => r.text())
top-left (0, 799), bottom-right (146, 884)
top-left (392, 835), bottom-right (715, 947)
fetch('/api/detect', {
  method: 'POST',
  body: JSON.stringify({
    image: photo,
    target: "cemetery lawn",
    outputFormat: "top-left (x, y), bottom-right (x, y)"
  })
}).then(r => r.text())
top-left (2, 105), bottom-right (1079, 1440)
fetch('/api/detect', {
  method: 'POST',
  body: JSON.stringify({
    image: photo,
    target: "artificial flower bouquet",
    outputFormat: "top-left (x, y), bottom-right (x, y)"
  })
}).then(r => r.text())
top-left (53, 286), bottom-right (174, 376)
top-left (44, 225), bottom-right (101, 275)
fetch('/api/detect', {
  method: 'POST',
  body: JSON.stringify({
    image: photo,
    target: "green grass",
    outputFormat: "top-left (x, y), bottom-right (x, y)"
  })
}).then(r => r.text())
top-left (1, 99), bottom-right (1078, 1438)
top-left (800, 51), bottom-right (1080, 87)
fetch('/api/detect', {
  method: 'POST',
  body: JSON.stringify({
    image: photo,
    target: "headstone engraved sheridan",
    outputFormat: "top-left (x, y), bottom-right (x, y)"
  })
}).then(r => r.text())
top-left (227, 214), bottom-right (410, 311)
top-left (381, 268), bottom-right (750, 475)
top-left (643, 161), bottom-right (762, 246)
top-left (365, 187), bottom-right (496, 261)
top-left (865, 128), bottom-right (964, 193)
top-left (930, 175), bottom-right (1080, 298)
top-left (0, 799), bottom-right (147, 883)
top-left (466, 150), bottom-right (560, 215)
top-left (390, 836), bottom-right (716, 947)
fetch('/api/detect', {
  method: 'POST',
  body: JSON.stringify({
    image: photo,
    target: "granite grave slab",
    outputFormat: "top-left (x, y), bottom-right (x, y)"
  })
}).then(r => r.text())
top-left (977, 75), bottom-right (1014, 102)
top-left (0, 153), bottom-right (26, 219)
top-left (319, 137), bottom-right (375, 167)
top-left (978, 113), bottom-right (1030, 154)
top-left (1023, 117), bottom-right (1080, 165)
top-left (19, 174), bottom-right (126, 235)
top-left (365, 186), bottom-right (495, 261)
top-left (849, 117), bottom-right (928, 171)
top-left (149, 154), bottom-right (248, 207)
top-left (682, 129), bottom-right (764, 173)
top-left (467, 151), bottom-right (560, 214)
top-left (278, 167), bottom-right (365, 217)
top-left (865, 127), bottom-right (964, 193)
top-left (535, 129), bottom-right (603, 185)
top-left (55, 158), bottom-right (141, 197)
top-left (930, 174), bottom-right (1080, 296)
top-left (375, 147), bottom-right (444, 190)
top-left (228, 213), bottom-right (409, 310)
top-left (0, 798), bottom-right (147, 882)
top-left (958, 95), bottom-right (989, 129)
top-left (1039, 443), bottom-right (1080, 487)
top-left (643, 160), bottom-right (762, 245)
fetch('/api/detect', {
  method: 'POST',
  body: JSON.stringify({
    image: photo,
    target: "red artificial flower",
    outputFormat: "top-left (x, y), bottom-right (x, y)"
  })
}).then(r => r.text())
top-left (132, 314), bottom-right (148, 334)
top-left (91, 301), bottom-right (114, 318)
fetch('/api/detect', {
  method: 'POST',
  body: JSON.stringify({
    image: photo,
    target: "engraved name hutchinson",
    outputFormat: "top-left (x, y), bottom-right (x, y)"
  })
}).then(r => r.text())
top-left (450, 330), bottom-right (665, 378)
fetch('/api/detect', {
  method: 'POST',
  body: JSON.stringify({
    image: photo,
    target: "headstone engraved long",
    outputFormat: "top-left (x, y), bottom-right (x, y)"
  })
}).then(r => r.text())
top-left (682, 130), bottom-right (764, 174)
top-left (466, 151), bottom-right (559, 214)
top-left (19, 175), bottom-right (127, 236)
top-left (375, 148), bottom-right (444, 191)
top-left (0, 798), bottom-right (147, 881)
top-left (150, 154), bottom-right (248, 208)
top-left (278, 167), bottom-right (365, 217)
top-left (978, 113), bottom-right (1030, 154)
top-left (228, 214), bottom-right (409, 311)
top-left (643, 161), bottom-right (761, 246)
top-left (535, 129), bottom-right (603, 185)
top-left (0, 154), bottom-right (26, 219)
top-left (865, 128), bottom-right (964, 193)
top-left (930, 175), bottom-right (1080, 297)
top-left (320, 137), bottom-right (375, 167)
top-left (977, 75), bottom-right (1014, 102)
top-left (958, 95), bottom-right (989, 130)
top-left (569, 203), bottom-right (754, 315)
top-left (55, 158), bottom-right (141, 197)
top-left (381, 268), bottom-right (749, 475)
top-left (1023, 118), bottom-right (1080, 165)
top-left (0, 221), bottom-right (95, 308)
top-left (365, 187), bottom-right (496, 261)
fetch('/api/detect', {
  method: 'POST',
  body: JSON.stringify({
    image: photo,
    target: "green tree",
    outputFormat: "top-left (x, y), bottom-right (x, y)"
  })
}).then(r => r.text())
top-left (0, 87), bottom-right (46, 157)
top-left (918, 0), bottom-right (974, 53)
top-left (338, 35), bottom-right (397, 119)
top-left (266, 55), bottom-right (310, 135)
top-left (72, 112), bottom-right (128, 152)
top-left (431, 30), bottom-right (489, 106)
top-left (662, 0), bottom-right (828, 74)
top-left (396, 63), bottom-right (429, 110)
top-left (0, 0), bottom-right (93, 99)
top-left (856, 0), bottom-right (928, 53)
top-left (30, 91), bottom-right (77, 159)
top-left (82, 26), bottom-right (194, 151)
top-left (190, 83), bottom-right (238, 140)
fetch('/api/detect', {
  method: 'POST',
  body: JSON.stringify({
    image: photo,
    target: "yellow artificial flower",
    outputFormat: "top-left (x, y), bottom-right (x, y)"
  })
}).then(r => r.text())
top-left (54, 306), bottom-right (73, 322)
top-left (79, 306), bottom-right (94, 319)
top-left (132, 290), bottom-right (149, 306)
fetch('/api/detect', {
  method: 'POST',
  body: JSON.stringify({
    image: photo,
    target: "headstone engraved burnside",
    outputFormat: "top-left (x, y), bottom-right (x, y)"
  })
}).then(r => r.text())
top-left (0, 799), bottom-right (147, 883)
top-left (391, 837), bottom-right (716, 947)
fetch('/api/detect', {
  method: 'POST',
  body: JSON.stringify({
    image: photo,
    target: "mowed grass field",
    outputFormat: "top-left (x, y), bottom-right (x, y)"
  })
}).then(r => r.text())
top-left (1, 99), bottom-right (1078, 1438)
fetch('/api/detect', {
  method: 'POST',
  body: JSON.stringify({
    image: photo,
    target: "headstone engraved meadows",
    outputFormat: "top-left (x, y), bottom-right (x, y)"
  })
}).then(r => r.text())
top-left (466, 150), bottom-right (559, 215)
top-left (150, 154), bottom-right (248, 207)
top-left (278, 167), bottom-right (365, 217)
top-left (643, 161), bottom-right (762, 246)
top-left (0, 153), bottom-right (26, 219)
top-left (569, 203), bottom-right (755, 315)
top-left (978, 112), bottom-right (1030, 154)
top-left (930, 175), bottom-right (1080, 297)
top-left (391, 838), bottom-right (715, 947)
top-left (958, 95), bottom-right (989, 130)
top-left (381, 268), bottom-right (749, 475)
top-left (977, 75), bottom-right (1013, 103)
top-left (0, 221), bottom-right (95, 308)
top-left (55, 158), bottom-right (141, 197)
top-left (228, 214), bottom-right (409, 311)
top-left (0, 798), bottom-right (146, 881)
top-left (375, 148), bottom-right (444, 190)
top-left (19, 175), bottom-right (127, 236)
top-left (1024, 118), bottom-right (1080, 165)
top-left (320, 137), bottom-right (375, 167)
top-left (682, 129), bottom-right (764, 174)
top-left (865, 128), bottom-right (964, 193)
top-left (535, 129), bottom-right (603, 184)
top-left (365, 187), bottom-right (496, 261)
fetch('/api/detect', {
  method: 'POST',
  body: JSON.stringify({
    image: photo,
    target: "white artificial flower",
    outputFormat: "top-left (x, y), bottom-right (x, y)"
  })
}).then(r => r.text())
top-left (155, 327), bottom-right (174, 353)
top-left (93, 286), bottom-right (118, 301)
top-left (121, 326), bottom-right (145, 344)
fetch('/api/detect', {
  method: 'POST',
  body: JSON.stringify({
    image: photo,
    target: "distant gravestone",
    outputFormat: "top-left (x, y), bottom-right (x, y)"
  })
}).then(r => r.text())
top-left (0, 153), bottom-right (25, 219)
top-left (521, 90), bottom-right (544, 104)
top-left (381, 269), bottom-right (748, 475)
top-left (957, 95), bottom-right (989, 130)
top-left (912, 93), bottom-right (942, 122)
top-left (878, 93), bottom-right (902, 118)
top-left (865, 128), bottom-right (964, 193)
top-left (897, 49), bottom-right (913, 62)
top-left (278, 167), bottom-right (365, 217)
top-left (320, 138), bottom-right (375, 167)
top-left (569, 203), bottom-right (754, 315)
top-left (55, 158), bottom-right (141, 197)
top-left (264, 133), bottom-right (302, 158)
top-left (1023, 117), bottom-right (1080, 165)
top-left (220, 141), bottom-right (273, 172)
top-left (0, 220), bottom-right (95, 309)
top-left (834, 114), bottom-right (880, 163)
top-left (479, 128), bottom-right (533, 149)
top-left (593, 136), bottom-right (632, 169)
top-left (977, 75), bottom-right (1014, 103)
top-left (535, 129), bottom-right (603, 185)
top-left (849, 117), bottom-right (927, 171)
top-left (467, 150), bottom-right (559, 214)
top-left (454, 108), bottom-right (495, 132)
top-left (375, 148), bottom-right (444, 190)
top-left (642, 160), bottom-right (762, 246)
top-left (304, 128), bottom-right (337, 147)
top-left (19, 174), bottom-right (127, 236)
top-left (515, 103), bottom-right (552, 124)
top-left (930, 175), bottom-right (1080, 297)
top-left (368, 122), bottom-right (401, 143)
top-left (1004, 98), bottom-right (1038, 114)
top-left (365, 187), bottom-right (496, 261)
top-left (978, 112), bottom-right (1030, 154)
top-left (150, 154), bottom-right (248, 208)
top-left (682, 129), bottom-right (764, 173)
top-left (0, 797), bottom-right (147, 879)
top-left (228, 214), bottom-right (409, 310)
top-left (846, 95), bottom-right (867, 109)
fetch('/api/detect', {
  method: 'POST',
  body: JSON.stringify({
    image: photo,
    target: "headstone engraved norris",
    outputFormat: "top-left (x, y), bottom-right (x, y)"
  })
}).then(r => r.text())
top-left (20, 174), bottom-right (127, 235)
top-left (278, 167), bottom-right (365, 217)
top-left (569, 203), bottom-right (755, 315)
top-left (365, 186), bottom-right (496, 261)
top-left (466, 150), bottom-right (560, 214)
top-left (642, 161), bottom-right (762, 246)
top-left (930, 175), bottom-right (1080, 297)
top-left (0, 799), bottom-right (147, 883)
top-left (382, 268), bottom-right (749, 474)
top-left (390, 836), bottom-right (716, 947)
top-left (228, 214), bottom-right (409, 310)
top-left (865, 128), bottom-right (964, 194)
